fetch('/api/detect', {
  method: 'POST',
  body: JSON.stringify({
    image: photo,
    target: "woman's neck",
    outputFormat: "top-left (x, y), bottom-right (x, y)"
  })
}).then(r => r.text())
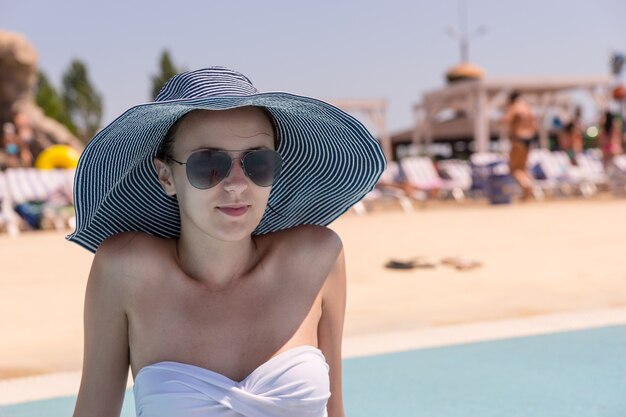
top-left (174, 232), bottom-right (259, 291)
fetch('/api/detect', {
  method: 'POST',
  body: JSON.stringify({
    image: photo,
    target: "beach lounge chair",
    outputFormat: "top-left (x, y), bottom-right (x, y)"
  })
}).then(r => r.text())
top-left (527, 149), bottom-right (578, 197)
top-left (608, 154), bottom-right (626, 196)
top-left (468, 152), bottom-right (528, 200)
top-left (469, 152), bottom-right (507, 167)
top-left (0, 172), bottom-right (20, 236)
top-left (4, 168), bottom-right (75, 230)
top-left (551, 151), bottom-right (597, 197)
top-left (574, 151), bottom-right (609, 191)
top-left (436, 159), bottom-right (472, 199)
top-left (469, 152), bottom-right (505, 196)
top-left (612, 154), bottom-right (626, 171)
top-left (354, 161), bottom-right (417, 214)
top-left (400, 156), bottom-right (466, 201)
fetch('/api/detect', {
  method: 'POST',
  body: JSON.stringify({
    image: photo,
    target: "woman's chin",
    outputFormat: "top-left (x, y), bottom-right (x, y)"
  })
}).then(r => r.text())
top-left (181, 209), bottom-right (265, 243)
top-left (209, 219), bottom-right (262, 242)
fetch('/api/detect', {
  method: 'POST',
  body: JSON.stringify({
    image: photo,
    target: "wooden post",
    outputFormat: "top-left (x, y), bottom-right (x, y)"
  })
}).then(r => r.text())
top-left (473, 87), bottom-right (489, 152)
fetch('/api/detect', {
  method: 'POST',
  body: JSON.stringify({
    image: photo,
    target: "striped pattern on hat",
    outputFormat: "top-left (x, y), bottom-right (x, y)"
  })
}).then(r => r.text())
top-left (67, 67), bottom-right (386, 253)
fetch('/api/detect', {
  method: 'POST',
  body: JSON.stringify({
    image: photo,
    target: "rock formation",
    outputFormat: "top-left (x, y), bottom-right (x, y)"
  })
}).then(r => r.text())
top-left (0, 30), bottom-right (82, 150)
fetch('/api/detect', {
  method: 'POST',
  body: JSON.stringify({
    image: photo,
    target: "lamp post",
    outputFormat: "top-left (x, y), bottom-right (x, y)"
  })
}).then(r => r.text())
top-left (446, 0), bottom-right (487, 64)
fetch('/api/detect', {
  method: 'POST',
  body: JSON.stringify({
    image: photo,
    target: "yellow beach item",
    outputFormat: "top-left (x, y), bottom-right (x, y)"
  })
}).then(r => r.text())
top-left (34, 145), bottom-right (80, 169)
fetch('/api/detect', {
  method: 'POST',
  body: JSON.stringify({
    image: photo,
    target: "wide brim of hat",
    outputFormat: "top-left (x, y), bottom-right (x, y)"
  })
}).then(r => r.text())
top-left (67, 92), bottom-right (386, 253)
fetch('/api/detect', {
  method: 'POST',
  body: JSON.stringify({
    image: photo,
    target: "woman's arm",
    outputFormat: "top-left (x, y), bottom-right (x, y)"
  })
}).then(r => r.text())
top-left (318, 244), bottom-right (347, 417)
top-left (72, 236), bottom-right (132, 417)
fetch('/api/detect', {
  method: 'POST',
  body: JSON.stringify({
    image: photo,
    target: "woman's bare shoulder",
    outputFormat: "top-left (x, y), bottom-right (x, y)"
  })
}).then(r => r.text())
top-left (259, 225), bottom-right (342, 282)
top-left (97, 232), bottom-right (169, 258)
top-left (93, 232), bottom-right (174, 279)
top-left (269, 225), bottom-right (342, 255)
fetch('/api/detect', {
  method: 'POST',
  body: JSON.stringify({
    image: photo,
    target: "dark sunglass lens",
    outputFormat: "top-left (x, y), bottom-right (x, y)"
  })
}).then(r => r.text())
top-left (186, 151), bottom-right (231, 189)
top-left (243, 150), bottom-right (282, 187)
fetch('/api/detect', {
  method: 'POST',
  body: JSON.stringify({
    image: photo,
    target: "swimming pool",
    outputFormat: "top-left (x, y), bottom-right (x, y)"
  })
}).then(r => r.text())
top-left (2, 325), bottom-right (625, 416)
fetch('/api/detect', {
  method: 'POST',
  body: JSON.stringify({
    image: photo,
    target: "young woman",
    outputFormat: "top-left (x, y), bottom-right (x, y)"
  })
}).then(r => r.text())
top-left (70, 67), bottom-right (385, 417)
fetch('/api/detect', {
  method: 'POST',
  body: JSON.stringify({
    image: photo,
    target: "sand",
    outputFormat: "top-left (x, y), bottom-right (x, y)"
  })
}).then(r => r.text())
top-left (2, 197), bottom-right (626, 380)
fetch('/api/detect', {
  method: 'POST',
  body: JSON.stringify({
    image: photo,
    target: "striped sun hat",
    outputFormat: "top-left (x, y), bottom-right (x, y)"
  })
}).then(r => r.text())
top-left (67, 67), bottom-right (386, 253)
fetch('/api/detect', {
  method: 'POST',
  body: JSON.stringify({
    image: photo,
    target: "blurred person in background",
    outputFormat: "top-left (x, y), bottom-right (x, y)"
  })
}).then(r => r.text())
top-left (1, 121), bottom-right (32, 168)
top-left (559, 107), bottom-right (584, 164)
top-left (501, 91), bottom-right (538, 200)
top-left (13, 111), bottom-right (49, 161)
top-left (599, 111), bottom-right (624, 166)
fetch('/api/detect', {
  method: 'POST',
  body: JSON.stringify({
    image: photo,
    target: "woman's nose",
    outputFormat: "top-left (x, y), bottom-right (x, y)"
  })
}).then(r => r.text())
top-left (222, 159), bottom-right (248, 193)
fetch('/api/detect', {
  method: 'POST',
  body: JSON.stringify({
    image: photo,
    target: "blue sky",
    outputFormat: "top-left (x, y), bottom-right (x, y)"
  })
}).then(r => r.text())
top-left (2, 0), bottom-right (625, 133)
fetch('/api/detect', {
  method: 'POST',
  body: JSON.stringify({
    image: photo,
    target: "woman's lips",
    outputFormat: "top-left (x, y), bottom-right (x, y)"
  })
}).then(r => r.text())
top-left (216, 205), bottom-right (250, 217)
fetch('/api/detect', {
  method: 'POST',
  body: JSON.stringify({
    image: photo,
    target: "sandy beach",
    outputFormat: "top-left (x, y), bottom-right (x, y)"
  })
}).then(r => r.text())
top-left (1, 197), bottom-right (626, 380)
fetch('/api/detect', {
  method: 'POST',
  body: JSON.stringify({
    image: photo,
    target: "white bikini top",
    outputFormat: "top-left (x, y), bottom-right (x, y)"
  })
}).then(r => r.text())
top-left (133, 345), bottom-right (330, 417)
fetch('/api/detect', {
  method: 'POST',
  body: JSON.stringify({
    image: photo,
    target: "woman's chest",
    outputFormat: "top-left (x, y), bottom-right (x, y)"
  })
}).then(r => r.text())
top-left (127, 273), bottom-right (323, 380)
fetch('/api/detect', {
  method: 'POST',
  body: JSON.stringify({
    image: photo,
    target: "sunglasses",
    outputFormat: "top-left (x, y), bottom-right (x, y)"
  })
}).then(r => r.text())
top-left (168, 148), bottom-right (283, 189)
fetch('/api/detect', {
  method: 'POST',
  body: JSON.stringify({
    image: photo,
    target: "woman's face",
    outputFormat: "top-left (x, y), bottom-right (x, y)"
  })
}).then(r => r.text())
top-left (158, 107), bottom-right (276, 242)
